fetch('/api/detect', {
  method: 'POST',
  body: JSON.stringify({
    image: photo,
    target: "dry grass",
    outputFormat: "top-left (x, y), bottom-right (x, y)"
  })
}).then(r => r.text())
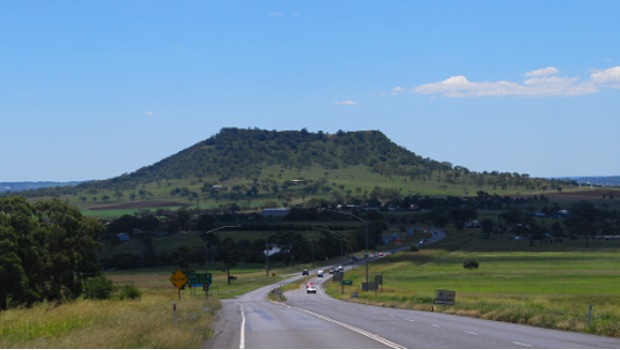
top-left (0, 291), bottom-right (217, 348)
top-left (0, 266), bottom-right (300, 348)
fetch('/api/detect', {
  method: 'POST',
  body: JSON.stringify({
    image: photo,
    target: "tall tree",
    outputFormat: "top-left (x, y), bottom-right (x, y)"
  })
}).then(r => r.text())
top-left (0, 197), bottom-right (105, 310)
top-left (219, 237), bottom-right (241, 284)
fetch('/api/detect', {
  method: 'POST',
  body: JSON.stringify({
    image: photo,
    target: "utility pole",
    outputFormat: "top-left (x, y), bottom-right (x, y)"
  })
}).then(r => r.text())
top-left (203, 225), bottom-right (240, 299)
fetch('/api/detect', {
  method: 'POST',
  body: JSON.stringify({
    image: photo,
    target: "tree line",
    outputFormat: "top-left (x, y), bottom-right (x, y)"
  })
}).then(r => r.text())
top-left (0, 197), bottom-right (104, 310)
top-left (3, 191), bottom-right (617, 310)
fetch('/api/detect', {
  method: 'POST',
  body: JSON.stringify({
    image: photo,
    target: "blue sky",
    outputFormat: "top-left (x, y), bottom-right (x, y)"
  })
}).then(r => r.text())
top-left (2, 1), bottom-right (619, 182)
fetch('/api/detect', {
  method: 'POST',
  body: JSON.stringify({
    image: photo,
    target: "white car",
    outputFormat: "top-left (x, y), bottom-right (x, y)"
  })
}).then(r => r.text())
top-left (306, 284), bottom-right (317, 294)
top-left (317, 270), bottom-right (324, 278)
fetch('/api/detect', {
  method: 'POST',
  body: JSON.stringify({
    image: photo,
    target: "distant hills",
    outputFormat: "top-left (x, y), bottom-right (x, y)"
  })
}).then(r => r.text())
top-left (1, 181), bottom-right (84, 193)
top-left (1, 128), bottom-right (596, 210)
top-left (3, 176), bottom-right (617, 195)
top-left (568, 176), bottom-right (620, 187)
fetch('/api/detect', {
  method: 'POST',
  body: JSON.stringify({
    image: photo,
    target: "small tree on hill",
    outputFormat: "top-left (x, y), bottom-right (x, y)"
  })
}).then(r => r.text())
top-left (463, 258), bottom-right (479, 269)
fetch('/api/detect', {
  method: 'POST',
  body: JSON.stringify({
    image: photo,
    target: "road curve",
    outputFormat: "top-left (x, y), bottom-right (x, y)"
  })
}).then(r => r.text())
top-left (205, 247), bottom-right (620, 349)
top-left (204, 275), bottom-right (396, 349)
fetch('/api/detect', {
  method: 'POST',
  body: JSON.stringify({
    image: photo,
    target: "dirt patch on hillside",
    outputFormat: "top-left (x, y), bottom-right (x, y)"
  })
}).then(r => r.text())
top-left (546, 189), bottom-right (620, 201)
top-left (88, 201), bottom-right (186, 210)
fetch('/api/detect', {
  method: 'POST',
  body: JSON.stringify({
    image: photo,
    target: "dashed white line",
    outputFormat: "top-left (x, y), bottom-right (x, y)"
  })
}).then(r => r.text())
top-left (512, 341), bottom-right (532, 347)
top-left (465, 331), bottom-right (478, 335)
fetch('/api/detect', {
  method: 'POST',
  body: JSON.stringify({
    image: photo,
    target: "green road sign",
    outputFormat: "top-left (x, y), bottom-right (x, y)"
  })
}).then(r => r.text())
top-left (340, 280), bottom-right (353, 285)
top-left (188, 273), bottom-right (212, 285)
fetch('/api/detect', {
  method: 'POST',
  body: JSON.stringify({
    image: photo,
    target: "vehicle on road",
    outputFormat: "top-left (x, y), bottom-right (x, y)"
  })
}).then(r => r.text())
top-left (306, 284), bottom-right (317, 294)
top-left (302, 269), bottom-right (309, 276)
top-left (317, 270), bottom-right (324, 278)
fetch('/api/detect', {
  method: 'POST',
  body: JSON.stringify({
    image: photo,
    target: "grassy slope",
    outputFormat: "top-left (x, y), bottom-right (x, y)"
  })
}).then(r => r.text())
top-left (70, 165), bottom-right (586, 218)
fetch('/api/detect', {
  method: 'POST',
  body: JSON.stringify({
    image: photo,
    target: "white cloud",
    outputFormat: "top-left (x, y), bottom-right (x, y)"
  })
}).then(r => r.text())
top-left (413, 66), bottom-right (620, 98)
top-left (415, 75), bottom-right (523, 97)
top-left (334, 100), bottom-right (357, 105)
top-left (389, 86), bottom-right (405, 95)
top-left (525, 66), bottom-right (559, 77)
top-left (522, 76), bottom-right (596, 96)
top-left (590, 66), bottom-right (620, 88)
top-left (145, 111), bottom-right (155, 116)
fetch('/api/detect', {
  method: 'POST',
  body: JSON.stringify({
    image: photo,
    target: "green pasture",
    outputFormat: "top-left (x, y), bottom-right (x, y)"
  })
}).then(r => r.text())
top-left (323, 235), bottom-right (620, 337)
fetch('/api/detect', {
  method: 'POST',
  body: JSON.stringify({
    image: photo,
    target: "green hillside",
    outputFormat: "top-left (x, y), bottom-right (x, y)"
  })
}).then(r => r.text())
top-left (11, 128), bottom-right (579, 215)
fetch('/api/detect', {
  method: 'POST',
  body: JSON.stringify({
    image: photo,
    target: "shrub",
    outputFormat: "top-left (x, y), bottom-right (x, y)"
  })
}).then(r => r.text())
top-left (409, 245), bottom-right (419, 252)
top-left (117, 283), bottom-right (141, 300)
top-left (84, 275), bottom-right (114, 300)
top-left (463, 258), bottom-right (479, 269)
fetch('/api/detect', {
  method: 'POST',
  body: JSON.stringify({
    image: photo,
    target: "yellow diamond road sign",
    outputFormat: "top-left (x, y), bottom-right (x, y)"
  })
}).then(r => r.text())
top-left (170, 270), bottom-right (189, 289)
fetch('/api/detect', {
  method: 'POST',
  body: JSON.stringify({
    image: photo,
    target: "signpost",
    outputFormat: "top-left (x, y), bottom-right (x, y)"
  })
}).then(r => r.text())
top-left (362, 282), bottom-right (376, 291)
top-left (340, 279), bottom-right (352, 294)
top-left (433, 289), bottom-right (456, 305)
top-left (187, 273), bottom-right (212, 285)
top-left (186, 272), bottom-right (213, 299)
top-left (375, 274), bottom-right (383, 293)
top-left (333, 271), bottom-right (344, 282)
top-left (170, 270), bottom-right (189, 300)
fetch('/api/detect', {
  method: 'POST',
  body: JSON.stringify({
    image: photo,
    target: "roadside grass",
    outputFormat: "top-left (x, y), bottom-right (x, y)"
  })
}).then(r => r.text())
top-left (0, 266), bottom-right (299, 348)
top-left (323, 235), bottom-right (620, 338)
top-left (0, 288), bottom-right (215, 348)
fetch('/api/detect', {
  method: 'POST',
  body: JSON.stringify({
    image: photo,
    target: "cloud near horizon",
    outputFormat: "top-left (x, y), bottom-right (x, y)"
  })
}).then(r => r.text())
top-left (334, 100), bottom-right (357, 105)
top-left (410, 66), bottom-right (620, 98)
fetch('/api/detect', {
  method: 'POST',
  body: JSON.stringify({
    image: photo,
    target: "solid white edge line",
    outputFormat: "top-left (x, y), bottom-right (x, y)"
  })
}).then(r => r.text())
top-left (237, 303), bottom-right (246, 349)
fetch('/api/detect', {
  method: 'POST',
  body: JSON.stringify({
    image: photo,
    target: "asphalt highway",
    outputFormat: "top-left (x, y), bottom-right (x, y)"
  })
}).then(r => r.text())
top-left (205, 237), bottom-right (620, 349)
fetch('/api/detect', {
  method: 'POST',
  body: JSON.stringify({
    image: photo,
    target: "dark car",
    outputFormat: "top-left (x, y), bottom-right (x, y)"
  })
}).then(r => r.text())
top-left (302, 269), bottom-right (309, 276)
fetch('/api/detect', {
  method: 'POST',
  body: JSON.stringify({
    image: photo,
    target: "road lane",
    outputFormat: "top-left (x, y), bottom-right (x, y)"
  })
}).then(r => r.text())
top-left (286, 280), bottom-right (620, 349)
top-left (204, 276), bottom-right (394, 349)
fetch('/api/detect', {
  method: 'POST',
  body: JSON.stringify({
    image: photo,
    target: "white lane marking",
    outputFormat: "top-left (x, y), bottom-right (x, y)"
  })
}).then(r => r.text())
top-left (512, 341), bottom-right (532, 347)
top-left (465, 331), bottom-right (478, 335)
top-left (293, 306), bottom-right (406, 349)
top-left (237, 303), bottom-right (246, 349)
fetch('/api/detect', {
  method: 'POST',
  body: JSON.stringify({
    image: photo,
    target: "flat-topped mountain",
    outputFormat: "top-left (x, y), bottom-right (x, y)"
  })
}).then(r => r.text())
top-left (7, 128), bottom-right (578, 210)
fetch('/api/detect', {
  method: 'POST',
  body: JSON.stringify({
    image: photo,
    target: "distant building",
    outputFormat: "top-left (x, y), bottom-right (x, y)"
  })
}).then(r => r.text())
top-left (264, 246), bottom-right (282, 256)
top-left (117, 232), bottom-right (130, 242)
top-left (261, 207), bottom-right (290, 218)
